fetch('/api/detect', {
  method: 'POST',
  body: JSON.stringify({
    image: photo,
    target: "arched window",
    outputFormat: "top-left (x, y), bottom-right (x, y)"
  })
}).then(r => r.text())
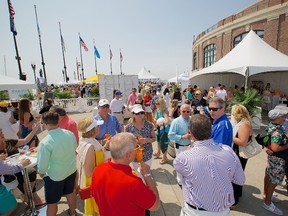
top-left (233, 30), bottom-right (264, 47)
top-left (193, 52), bottom-right (197, 70)
top-left (203, 44), bottom-right (216, 68)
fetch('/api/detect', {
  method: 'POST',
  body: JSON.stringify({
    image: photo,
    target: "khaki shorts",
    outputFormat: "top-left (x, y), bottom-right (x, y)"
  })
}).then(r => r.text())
top-left (113, 112), bottom-right (124, 124)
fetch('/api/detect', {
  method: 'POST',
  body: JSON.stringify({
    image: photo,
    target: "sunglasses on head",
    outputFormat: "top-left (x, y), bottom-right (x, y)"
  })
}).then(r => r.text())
top-left (208, 107), bottom-right (222, 112)
top-left (182, 110), bottom-right (191, 113)
top-left (134, 112), bottom-right (145, 115)
top-left (155, 103), bottom-right (160, 105)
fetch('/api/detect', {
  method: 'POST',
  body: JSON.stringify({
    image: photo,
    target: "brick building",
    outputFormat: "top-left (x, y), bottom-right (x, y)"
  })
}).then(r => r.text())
top-left (192, 0), bottom-right (288, 71)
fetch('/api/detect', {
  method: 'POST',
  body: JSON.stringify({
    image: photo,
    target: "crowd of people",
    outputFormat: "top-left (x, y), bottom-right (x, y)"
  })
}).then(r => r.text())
top-left (0, 81), bottom-right (287, 216)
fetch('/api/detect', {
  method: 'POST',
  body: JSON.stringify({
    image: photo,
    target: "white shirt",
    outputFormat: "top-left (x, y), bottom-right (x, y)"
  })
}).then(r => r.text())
top-left (215, 89), bottom-right (227, 101)
top-left (110, 98), bottom-right (124, 113)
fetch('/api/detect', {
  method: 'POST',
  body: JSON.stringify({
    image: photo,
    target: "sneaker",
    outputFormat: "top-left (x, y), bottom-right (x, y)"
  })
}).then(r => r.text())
top-left (262, 194), bottom-right (281, 203)
top-left (262, 202), bottom-right (283, 215)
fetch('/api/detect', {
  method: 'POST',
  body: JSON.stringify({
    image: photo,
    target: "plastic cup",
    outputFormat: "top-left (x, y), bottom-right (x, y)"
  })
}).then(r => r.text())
top-left (135, 146), bottom-right (144, 162)
top-left (138, 135), bottom-right (143, 140)
top-left (105, 134), bottom-right (111, 139)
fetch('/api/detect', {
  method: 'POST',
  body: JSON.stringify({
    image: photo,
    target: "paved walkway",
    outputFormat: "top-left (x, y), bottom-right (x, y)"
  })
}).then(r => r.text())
top-left (14, 111), bottom-right (288, 215)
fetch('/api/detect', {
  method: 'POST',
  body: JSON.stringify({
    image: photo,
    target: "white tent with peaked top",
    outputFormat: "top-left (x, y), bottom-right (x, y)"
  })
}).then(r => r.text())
top-left (138, 67), bottom-right (159, 81)
top-left (0, 74), bottom-right (36, 90)
top-left (190, 30), bottom-right (288, 92)
top-left (167, 73), bottom-right (190, 83)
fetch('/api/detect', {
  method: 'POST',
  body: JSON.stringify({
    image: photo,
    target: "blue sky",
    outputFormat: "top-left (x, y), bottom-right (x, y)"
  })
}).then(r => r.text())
top-left (0, 0), bottom-right (255, 84)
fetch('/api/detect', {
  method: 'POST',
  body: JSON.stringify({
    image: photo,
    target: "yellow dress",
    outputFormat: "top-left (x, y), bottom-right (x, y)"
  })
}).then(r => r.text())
top-left (83, 149), bottom-right (105, 215)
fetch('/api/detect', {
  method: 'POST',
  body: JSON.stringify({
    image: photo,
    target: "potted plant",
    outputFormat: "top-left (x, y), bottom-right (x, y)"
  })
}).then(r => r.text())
top-left (227, 88), bottom-right (264, 129)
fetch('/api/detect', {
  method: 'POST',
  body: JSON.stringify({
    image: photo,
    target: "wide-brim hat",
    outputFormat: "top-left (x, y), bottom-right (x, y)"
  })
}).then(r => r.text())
top-left (268, 109), bottom-right (288, 120)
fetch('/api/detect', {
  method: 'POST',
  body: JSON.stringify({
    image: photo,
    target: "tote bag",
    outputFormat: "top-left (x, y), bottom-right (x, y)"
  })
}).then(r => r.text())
top-left (239, 135), bottom-right (262, 159)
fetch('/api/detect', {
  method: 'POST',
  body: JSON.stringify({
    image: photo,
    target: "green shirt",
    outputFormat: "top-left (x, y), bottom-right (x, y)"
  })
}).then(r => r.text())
top-left (38, 128), bottom-right (77, 181)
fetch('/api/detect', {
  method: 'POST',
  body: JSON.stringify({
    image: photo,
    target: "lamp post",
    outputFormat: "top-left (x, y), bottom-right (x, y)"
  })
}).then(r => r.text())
top-left (31, 64), bottom-right (36, 83)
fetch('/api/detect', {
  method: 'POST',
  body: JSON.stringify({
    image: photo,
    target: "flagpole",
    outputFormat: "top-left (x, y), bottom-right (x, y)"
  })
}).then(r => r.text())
top-left (79, 33), bottom-right (85, 80)
top-left (109, 45), bottom-right (112, 75)
top-left (34, 5), bottom-right (47, 86)
top-left (120, 48), bottom-right (122, 75)
top-left (59, 22), bottom-right (68, 82)
top-left (76, 57), bottom-right (80, 80)
top-left (93, 39), bottom-right (98, 75)
top-left (7, 0), bottom-right (24, 80)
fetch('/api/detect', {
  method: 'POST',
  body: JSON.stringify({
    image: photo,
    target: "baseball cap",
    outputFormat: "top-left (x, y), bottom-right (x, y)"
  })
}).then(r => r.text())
top-left (115, 91), bottom-right (123, 96)
top-left (268, 109), bottom-right (288, 120)
top-left (132, 105), bottom-right (145, 114)
top-left (85, 120), bottom-right (104, 132)
top-left (98, 99), bottom-right (110, 107)
top-left (195, 90), bottom-right (201, 95)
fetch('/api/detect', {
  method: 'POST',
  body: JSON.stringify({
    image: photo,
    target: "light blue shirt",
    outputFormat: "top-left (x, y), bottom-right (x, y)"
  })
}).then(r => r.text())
top-left (38, 128), bottom-right (77, 181)
top-left (168, 115), bottom-right (191, 145)
top-left (95, 114), bottom-right (122, 140)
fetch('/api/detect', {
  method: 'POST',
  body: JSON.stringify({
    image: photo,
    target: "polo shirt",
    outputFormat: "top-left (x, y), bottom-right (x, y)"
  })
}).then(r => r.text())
top-left (211, 114), bottom-right (233, 147)
top-left (38, 128), bottom-right (77, 181)
top-left (91, 159), bottom-right (156, 216)
top-left (58, 115), bottom-right (79, 144)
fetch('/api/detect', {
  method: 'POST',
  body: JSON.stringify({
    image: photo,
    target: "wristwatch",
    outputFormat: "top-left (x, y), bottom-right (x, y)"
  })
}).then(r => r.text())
top-left (143, 173), bottom-right (152, 178)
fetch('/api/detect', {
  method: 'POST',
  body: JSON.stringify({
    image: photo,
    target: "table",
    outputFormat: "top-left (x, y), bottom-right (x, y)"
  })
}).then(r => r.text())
top-left (6, 153), bottom-right (46, 216)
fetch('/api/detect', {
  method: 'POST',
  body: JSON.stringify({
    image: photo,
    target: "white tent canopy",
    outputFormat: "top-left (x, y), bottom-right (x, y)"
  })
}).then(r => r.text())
top-left (0, 74), bottom-right (36, 90)
top-left (167, 73), bottom-right (190, 83)
top-left (190, 30), bottom-right (288, 92)
top-left (138, 67), bottom-right (159, 81)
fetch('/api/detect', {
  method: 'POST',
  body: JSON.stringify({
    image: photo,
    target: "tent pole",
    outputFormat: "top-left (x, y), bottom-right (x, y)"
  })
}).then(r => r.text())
top-left (244, 66), bottom-right (249, 92)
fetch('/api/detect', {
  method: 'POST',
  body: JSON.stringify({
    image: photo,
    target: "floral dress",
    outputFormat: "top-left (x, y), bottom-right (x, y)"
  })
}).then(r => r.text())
top-left (265, 123), bottom-right (288, 185)
top-left (125, 120), bottom-right (154, 162)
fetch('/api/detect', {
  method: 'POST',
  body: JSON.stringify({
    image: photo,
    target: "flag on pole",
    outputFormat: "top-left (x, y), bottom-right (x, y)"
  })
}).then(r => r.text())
top-left (8, 0), bottom-right (17, 35)
top-left (94, 45), bottom-right (100, 59)
top-left (79, 37), bottom-right (88, 52)
top-left (120, 51), bottom-right (123, 62)
top-left (61, 35), bottom-right (66, 52)
top-left (110, 48), bottom-right (113, 60)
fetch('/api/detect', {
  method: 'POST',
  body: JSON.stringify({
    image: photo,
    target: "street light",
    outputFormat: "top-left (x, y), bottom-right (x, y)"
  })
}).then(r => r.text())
top-left (31, 64), bottom-right (36, 83)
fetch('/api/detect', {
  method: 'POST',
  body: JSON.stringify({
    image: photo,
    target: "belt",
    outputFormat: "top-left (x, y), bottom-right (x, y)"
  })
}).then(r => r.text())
top-left (186, 202), bottom-right (206, 211)
top-left (175, 143), bottom-right (190, 149)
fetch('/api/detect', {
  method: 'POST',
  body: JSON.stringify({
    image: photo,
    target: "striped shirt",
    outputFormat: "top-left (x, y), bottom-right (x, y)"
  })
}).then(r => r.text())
top-left (168, 115), bottom-right (191, 146)
top-left (173, 139), bottom-right (245, 212)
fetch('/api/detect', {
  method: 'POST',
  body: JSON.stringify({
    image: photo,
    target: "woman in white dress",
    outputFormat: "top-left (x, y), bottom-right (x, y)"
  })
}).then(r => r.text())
top-left (0, 102), bottom-right (18, 139)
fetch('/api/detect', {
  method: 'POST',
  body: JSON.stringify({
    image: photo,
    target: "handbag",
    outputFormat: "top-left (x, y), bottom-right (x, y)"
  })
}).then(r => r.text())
top-left (239, 135), bottom-right (262, 159)
top-left (1, 175), bottom-right (19, 190)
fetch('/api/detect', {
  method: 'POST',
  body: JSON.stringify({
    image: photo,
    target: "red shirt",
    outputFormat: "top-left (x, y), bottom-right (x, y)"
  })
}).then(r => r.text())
top-left (143, 95), bottom-right (152, 106)
top-left (58, 115), bottom-right (79, 144)
top-left (91, 159), bottom-right (156, 216)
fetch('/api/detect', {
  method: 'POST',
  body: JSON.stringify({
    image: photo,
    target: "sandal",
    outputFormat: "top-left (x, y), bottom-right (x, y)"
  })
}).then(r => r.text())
top-left (262, 202), bottom-right (283, 215)
top-left (159, 159), bottom-right (167, 165)
top-left (153, 152), bottom-right (161, 158)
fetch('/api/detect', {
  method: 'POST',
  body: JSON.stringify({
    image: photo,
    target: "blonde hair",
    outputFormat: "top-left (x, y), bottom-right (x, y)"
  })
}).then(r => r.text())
top-left (156, 97), bottom-right (166, 113)
top-left (231, 104), bottom-right (251, 122)
top-left (136, 93), bottom-right (143, 101)
top-left (77, 117), bottom-right (96, 138)
top-left (171, 99), bottom-right (178, 108)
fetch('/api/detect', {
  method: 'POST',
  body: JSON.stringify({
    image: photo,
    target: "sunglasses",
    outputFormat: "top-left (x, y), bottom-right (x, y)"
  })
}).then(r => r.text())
top-left (100, 105), bottom-right (110, 109)
top-left (134, 112), bottom-right (145, 115)
top-left (208, 107), bottom-right (222, 112)
top-left (182, 110), bottom-right (191, 113)
top-left (155, 103), bottom-right (160, 105)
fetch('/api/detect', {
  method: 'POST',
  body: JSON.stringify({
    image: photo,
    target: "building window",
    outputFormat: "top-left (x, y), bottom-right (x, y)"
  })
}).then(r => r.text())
top-left (233, 30), bottom-right (264, 47)
top-left (204, 44), bottom-right (216, 68)
top-left (193, 52), bottom-right (197, 70)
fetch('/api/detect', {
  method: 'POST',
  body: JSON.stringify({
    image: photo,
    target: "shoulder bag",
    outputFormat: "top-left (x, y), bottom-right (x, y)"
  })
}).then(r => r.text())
top-left (239, 135), bottom-right (262, 159)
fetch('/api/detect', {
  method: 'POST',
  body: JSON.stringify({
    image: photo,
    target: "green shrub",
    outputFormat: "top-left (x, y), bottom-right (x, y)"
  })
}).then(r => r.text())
top-left (89, 86), bottom-right (99, 97)
top-left (19, 90), bottom-right (35, 100)
top-left (0, 91), bottom-right (9, 100)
